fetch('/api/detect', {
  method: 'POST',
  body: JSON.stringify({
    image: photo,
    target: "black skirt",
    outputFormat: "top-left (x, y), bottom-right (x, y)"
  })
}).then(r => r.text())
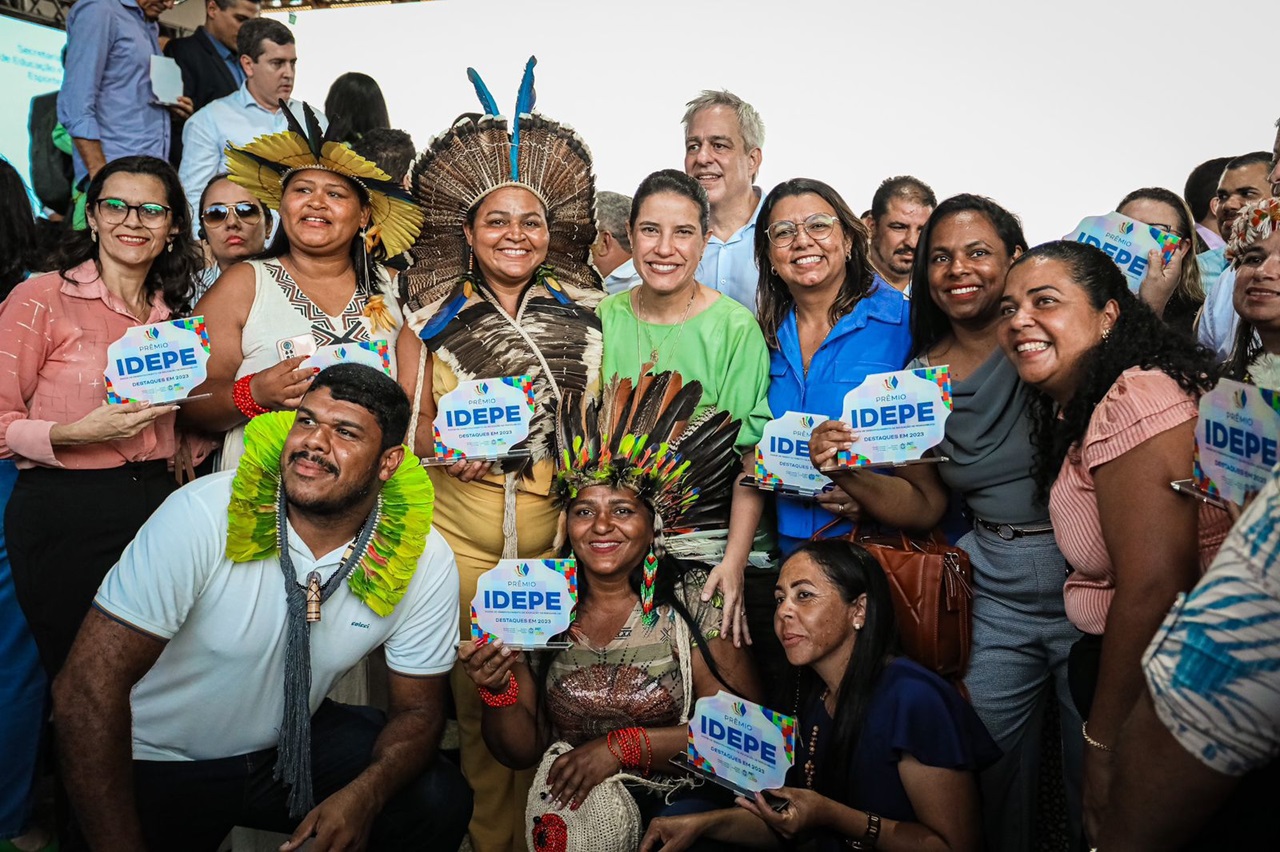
top-left (7, 461), bottom-right (176, 675)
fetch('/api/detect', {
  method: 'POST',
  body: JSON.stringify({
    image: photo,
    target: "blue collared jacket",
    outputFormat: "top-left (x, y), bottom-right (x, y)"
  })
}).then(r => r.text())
top-left (768, 282), bottom-right (913, 553)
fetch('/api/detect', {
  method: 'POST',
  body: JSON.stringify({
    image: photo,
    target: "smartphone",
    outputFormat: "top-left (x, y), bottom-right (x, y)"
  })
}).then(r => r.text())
top-left (276, 334), bottom-right (317, 361)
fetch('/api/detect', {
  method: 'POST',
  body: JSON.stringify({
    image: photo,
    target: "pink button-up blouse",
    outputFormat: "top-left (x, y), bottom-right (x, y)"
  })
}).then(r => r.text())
top-left (0, 261), bottom-right (177, 469)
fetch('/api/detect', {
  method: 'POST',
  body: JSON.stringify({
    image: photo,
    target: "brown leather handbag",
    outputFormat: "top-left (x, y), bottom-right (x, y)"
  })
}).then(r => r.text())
top-left (816, 522), bottom-right (975, 681)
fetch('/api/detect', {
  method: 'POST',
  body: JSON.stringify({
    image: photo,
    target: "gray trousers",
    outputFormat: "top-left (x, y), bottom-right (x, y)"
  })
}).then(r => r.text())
top-left (959, 525), bottom-right (1084, 852)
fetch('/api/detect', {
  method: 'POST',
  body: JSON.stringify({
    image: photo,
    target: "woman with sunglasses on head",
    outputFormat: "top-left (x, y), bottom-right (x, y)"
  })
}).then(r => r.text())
top-left (181, 106), bottom-right (417, 472)
top-left (191, 173), bottom-right (270, 302)
top-left (1115, 187), bottom-right (1202, 336)
top-left (0, 155), bottom-right (200, 678)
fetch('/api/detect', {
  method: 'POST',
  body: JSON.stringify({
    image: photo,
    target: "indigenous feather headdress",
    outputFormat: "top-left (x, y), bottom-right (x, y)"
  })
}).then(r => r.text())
top-left (224, 101), bottom-right (424, 257)
top-left (1227, 196), bottom-right (1280, 264)
top-left (553, 372), bottom-right (741, 543)
top-left (403, 56), bottom-right (602, 316)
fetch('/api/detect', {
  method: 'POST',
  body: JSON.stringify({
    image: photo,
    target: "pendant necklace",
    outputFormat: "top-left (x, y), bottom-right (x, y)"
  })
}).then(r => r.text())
top-left (635, 285), bottom-right (697, 371)
top-left (277, 488), bottom-right (382, 624)
top-left (803, 688), bottom-right (829, 789)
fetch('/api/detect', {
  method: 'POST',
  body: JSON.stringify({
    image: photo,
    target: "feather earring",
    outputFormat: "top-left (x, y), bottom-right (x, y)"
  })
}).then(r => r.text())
top-left (358, 227), bottom-right (370, 295)
top-left (640, 549), bottom-right (659, 627)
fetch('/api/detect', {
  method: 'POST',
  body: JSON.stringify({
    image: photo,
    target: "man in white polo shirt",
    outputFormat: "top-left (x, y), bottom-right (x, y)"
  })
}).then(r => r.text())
top-left (52, 364), bottom-right (470, 851)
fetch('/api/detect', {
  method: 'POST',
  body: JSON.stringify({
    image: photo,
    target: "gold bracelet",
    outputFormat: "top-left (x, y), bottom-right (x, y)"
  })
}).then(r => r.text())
top-left (1082, 721), bottom-right (1115, 753)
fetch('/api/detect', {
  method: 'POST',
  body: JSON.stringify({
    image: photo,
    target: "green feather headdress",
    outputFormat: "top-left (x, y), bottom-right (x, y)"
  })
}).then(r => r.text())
top-left (226, 411), bottom-right (434, 617)
top-left (553, 372), bottom-right (741, 537)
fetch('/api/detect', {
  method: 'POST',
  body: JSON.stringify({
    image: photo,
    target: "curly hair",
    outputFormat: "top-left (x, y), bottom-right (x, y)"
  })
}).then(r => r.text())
top-left (49, 156), bottom-right (200, 313)
top-left (1016, 241), bottom-right (1218, 502)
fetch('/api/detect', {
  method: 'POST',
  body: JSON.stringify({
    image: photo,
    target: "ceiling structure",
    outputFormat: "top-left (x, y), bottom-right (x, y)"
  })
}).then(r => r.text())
top-left (0, 0), bottom-right (426, 32)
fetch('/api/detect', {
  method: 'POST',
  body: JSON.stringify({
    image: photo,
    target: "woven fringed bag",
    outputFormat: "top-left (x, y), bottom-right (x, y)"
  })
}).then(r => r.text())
top-left (525, 614), bottom-right (696, 852)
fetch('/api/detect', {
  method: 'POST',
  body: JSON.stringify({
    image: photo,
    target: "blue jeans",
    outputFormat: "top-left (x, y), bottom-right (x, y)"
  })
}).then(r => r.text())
top-left (70, 700), bottom-right (472, 852)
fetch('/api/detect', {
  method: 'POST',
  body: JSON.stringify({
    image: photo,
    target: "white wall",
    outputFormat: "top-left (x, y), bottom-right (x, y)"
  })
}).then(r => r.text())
top-left (269, 0), bottom-right (1268, 243)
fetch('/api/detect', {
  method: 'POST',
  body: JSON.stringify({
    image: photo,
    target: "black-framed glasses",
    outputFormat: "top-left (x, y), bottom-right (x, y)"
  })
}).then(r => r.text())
top-left (766, 213), bottom-right (839, 247)
top-left (96, 198), bottom-right (171, 227)
top-left (201, 202), bottom-right (264, 227)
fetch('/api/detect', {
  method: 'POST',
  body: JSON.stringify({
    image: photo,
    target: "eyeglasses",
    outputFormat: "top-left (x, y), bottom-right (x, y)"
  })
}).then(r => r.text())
top-left (201, 202), bottom-right (264, 227)
top-left (766, 213), bottom-right (839, 247)
top-left (96, 198), bottom-right (171, 227)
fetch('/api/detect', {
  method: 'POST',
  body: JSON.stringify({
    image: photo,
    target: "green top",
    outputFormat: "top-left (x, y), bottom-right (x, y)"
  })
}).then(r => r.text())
top-left (599, 289), bottom-right (773, 452)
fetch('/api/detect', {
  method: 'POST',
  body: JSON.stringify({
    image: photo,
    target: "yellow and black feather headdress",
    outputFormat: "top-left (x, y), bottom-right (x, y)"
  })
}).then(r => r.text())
top-left (224, 101), bottom-right (425, 258)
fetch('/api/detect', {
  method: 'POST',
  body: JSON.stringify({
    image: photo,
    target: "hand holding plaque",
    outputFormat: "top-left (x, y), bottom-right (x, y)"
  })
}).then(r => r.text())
top-left (670, 691), bottom-right (796, 796)
top-left (825, 366), bottom-right (953, 470)
top-left (470, 559), bottom-right (578, 650)
top-left (742, 411), bottom-right (832, 497)
top-left (1173, 378), bottom-right (1280, 510)
top-left (104, 317), bottom-right (212, 404)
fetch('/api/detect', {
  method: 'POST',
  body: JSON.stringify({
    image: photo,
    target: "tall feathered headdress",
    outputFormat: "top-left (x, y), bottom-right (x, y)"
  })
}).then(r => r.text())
top-left (403, 56), bottom-right (602, 317)
top-left (224, 101), bottom-right (424, 257)
top-left (554, 372), bottom-right (741, 543)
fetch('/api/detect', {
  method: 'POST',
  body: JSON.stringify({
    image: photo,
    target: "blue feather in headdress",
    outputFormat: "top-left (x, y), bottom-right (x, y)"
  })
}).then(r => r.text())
top-left (509, 56), bottom-right (537, 181)
top-left (466, 67), bottom-right (500, 117)
top-left (419, 289), bottom-right (470, 342)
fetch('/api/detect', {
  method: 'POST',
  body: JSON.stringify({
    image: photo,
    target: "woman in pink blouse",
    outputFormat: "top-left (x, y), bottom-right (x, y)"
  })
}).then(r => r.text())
top-left (0, 156), bottom-right (201, 676)
top-left (997, 240), bottom-right (1228, 844)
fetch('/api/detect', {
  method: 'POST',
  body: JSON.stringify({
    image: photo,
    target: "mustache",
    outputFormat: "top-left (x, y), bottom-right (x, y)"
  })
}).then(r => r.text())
top-left (289, 450), bottom-right (338, 475)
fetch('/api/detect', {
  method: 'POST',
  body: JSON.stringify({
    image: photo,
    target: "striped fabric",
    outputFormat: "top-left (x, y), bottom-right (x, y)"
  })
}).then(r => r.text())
top-left (1143, 471), bottom-right (1280, 775)
top-left (1052, 369), bottom-right (1230, 634)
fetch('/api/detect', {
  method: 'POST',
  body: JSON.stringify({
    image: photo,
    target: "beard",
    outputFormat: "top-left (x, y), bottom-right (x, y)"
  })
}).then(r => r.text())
top-left (281, 450), bottom-right (378, 517)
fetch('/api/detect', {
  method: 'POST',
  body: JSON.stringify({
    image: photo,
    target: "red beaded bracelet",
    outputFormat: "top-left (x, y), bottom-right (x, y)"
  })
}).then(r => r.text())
top-left (232, 373), bottom-right (269, 419)
top-left (478, 672), bottom-right (519, 708)
top-left (638, 726), bottom-right (652, 777)
top-left (608, 727), bottom-right (646, 772)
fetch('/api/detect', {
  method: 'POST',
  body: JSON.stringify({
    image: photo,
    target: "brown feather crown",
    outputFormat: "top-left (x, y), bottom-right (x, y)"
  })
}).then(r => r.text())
top-left (402, 57), bottom-right (602, 317)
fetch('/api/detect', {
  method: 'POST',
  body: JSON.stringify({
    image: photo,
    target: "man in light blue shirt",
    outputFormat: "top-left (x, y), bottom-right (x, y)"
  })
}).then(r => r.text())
top-left (179, 18), bottom-right (326, 228)
top-left (864, 175), bottom-right (936, 299)
top-left (58, 0), bottom-right (193, 186)
top-left (683, 90), bottom-right (765, 312)
top-left (593, 190), bottom-right (643, 293)
top-left (1198, 151), bottom-right (1274, 360)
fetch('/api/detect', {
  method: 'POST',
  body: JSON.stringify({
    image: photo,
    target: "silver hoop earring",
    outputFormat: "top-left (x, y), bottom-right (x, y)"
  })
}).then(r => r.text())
top-left (90, 229), bottom-right (98, 243)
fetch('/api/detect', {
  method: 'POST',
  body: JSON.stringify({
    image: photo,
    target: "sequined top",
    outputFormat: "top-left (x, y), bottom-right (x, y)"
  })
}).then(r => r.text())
top-left (543, 575), bottom-right (721, 747)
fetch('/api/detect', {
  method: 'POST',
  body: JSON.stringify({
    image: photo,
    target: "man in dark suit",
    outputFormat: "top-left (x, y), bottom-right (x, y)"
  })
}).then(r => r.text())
top-left (164, 0), bottom-right (260, 167)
